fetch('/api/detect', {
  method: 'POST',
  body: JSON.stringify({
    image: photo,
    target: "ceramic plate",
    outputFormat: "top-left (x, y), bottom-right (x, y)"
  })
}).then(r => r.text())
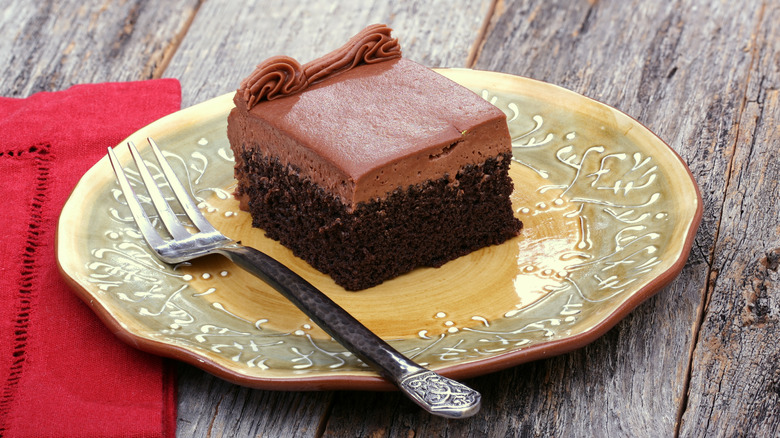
top-left (57, 69), bottom-right (701, 390)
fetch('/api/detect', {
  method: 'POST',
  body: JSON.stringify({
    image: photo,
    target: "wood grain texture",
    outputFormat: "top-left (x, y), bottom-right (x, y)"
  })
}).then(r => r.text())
top-left (0, 0), bottom-right (199, 97)
top-left (680, 3), bottom-right (780, 436)
top-left (163, 0), bottom-right (494, 107)
top-left (176, 365), bottom-right (333, 438)
top-left (461, 1), bottom-right (769, 436)
top-left (3, 0), bottom-right (778, 436)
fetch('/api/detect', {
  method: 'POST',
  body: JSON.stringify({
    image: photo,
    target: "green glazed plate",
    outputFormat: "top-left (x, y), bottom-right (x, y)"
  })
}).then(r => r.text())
top-left (57, 69), bottom-right (702, 390)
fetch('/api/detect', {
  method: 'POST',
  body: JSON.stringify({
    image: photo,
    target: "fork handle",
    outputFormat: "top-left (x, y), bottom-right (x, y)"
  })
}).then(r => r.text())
top-left (215, 244), bottom-right (481, 419)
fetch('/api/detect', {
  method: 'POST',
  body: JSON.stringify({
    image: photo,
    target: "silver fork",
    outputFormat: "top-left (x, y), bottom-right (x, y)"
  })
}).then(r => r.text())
top-left (107, 137), bottom-right (481, 419)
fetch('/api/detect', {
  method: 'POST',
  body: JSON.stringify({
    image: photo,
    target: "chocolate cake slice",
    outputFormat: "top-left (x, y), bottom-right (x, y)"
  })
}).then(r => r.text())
top-left (227, 24), bottom-right (521, 290)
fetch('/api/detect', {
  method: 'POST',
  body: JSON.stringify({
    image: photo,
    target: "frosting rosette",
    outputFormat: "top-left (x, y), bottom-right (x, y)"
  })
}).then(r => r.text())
top-left (240, 56), bottom-right (306, 109)
top-left (239, 24), bottom-right (401, 109)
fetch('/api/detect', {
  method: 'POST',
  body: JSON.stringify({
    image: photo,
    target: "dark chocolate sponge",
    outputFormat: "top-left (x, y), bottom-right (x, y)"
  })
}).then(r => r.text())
top-left (234, 149), bottom-right (522, 290)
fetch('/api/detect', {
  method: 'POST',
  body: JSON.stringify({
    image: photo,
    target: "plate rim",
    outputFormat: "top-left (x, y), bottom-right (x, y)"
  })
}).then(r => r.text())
top-left (56, 68), bottom-right (703, 391)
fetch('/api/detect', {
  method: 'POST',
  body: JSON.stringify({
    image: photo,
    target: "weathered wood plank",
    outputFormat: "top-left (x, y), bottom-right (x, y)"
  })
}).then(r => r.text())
top-left (0, 0), bottom-right (199, 97)
top-left (680, 2), bottom-right (780, 436)
top-left (456, 0), bottom-right (769, 436)
top-left (175, 364), bottom-right (334, 438)
top-left (164, 0), bottom-right (494, 107)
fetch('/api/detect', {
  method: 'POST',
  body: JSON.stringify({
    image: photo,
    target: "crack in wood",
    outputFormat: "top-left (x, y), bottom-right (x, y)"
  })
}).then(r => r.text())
top-left (674, 2), bottom-right (771, 435)
top-left (466, 0), bottom-right (501, 68)
top-left (108, 2), bottom-right (141, 59)
top-left (206, 390), bottom-right (226, 438)
top-left (152, 0), bottom-right (204, 79)
top-left (637, 9), bottom-right (684, 105)
top-left (313, 395), bottom-right (335, 438)
top-left (742, 248), bottom-right (780, 326)
top-left (572, 3), bottom-right (596, 38)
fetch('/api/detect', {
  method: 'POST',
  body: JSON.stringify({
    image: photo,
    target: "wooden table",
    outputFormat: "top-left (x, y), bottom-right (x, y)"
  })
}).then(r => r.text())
top-left (4, 0), bottom-right (778, 436)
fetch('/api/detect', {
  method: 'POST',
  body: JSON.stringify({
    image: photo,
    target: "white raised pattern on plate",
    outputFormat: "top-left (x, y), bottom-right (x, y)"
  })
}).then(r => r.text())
top-left (87, 89), bottom-right (670, 372)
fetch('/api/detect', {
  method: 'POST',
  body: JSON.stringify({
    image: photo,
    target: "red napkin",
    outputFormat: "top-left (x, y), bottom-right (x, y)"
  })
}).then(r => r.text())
top-left (0, 80), bottom-right (181, 437)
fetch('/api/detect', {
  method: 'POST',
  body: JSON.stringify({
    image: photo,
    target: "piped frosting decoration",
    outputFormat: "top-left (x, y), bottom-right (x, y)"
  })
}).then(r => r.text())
top-left (239, 24), bottom-right (402, 109)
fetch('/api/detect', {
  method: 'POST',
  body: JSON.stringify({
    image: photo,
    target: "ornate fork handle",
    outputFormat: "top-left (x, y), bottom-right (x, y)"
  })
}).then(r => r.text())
top-left (217, 244), bottom-right (481, 418)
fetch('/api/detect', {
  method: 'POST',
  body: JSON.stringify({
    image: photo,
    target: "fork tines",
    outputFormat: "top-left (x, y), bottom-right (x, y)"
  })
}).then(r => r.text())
top-left (107, 138), bottom-right (217, 245)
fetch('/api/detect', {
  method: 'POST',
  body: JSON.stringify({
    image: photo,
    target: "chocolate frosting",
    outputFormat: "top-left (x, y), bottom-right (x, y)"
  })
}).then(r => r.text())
top-left (239, 24), bottom-right (401, 109)
top-left (228, 58), bottom-right (512, 208)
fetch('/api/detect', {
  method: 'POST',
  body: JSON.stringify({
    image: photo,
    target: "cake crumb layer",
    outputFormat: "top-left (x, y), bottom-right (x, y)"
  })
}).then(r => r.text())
top-left (235, 149), bottom-right (521, 290)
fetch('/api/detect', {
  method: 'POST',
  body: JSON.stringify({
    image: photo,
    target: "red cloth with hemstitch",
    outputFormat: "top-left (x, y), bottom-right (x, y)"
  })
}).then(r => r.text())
top-left (0, 80), bottom-right (181, 437)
